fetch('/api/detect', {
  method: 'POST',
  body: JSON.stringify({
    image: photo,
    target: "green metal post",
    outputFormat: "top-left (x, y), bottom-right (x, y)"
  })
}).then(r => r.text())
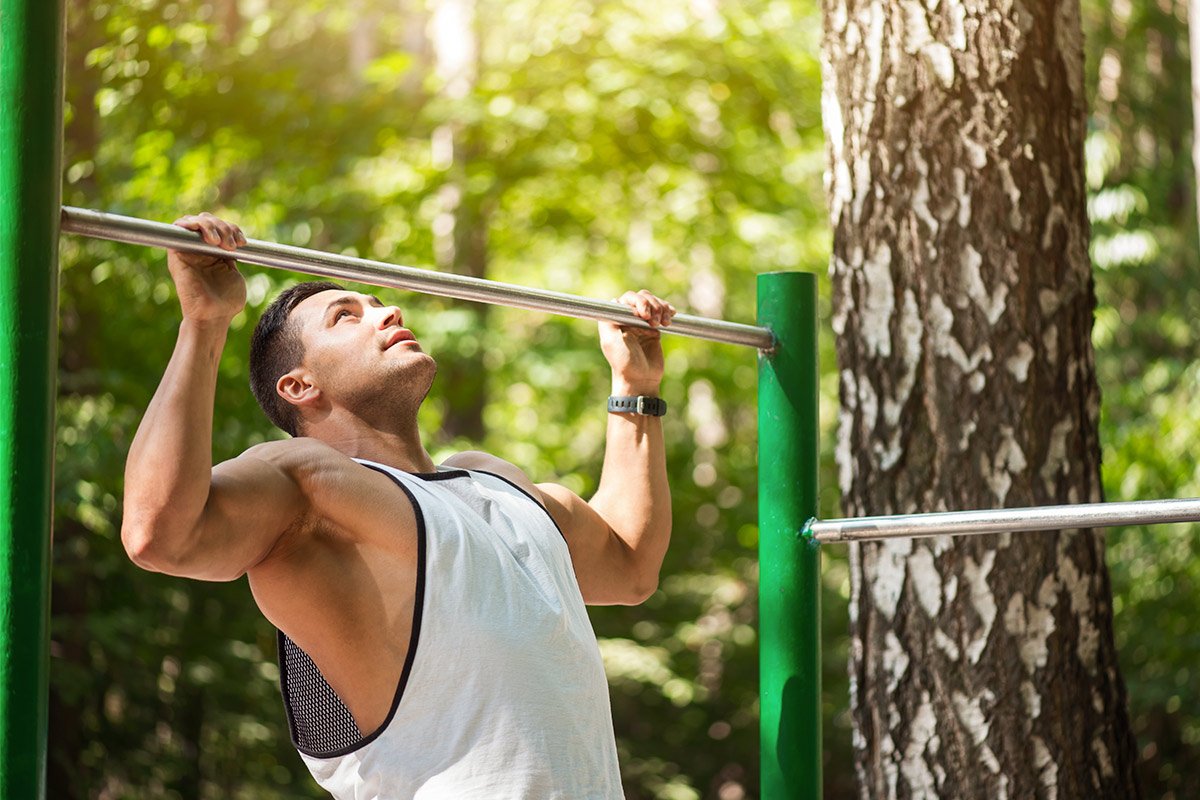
top-left (757, 272), bottom-right (821, 799)
top-left (0, 0), bottom-right (65, 796)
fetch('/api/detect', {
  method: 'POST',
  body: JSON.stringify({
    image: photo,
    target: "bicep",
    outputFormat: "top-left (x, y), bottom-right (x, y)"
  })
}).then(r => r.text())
top-left (536, 482), bottom-right (644, 605)
top-left (173, 448), bottom-right (309, 582)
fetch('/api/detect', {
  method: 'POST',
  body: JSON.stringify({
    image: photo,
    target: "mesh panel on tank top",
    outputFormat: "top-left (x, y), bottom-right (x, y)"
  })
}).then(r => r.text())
top-left (279, 631), bottom-right (362, 755)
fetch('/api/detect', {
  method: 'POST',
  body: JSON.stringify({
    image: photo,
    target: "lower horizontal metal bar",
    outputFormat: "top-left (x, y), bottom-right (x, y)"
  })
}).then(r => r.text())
top-left (60, 206), bottom-right (776, 350)
top-left (806, 497), bottom-right (1200, 543)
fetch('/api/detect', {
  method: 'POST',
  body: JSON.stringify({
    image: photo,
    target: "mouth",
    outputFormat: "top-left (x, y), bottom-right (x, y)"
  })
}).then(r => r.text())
top-left (384, 328), bottom-right (418, 349)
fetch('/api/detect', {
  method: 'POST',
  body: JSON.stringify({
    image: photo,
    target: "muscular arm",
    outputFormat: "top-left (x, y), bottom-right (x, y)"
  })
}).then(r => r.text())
top-left (122, 319), bottom-right (302, 579)
top-left (538, 402), bottom-right (670, 605)
top-left (452, 291), bottom-right (675, 606)
top-left (121, 213), bottom-right (303, 581)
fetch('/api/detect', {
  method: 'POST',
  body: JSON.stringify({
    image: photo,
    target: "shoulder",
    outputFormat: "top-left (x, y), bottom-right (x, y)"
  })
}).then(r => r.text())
top-left (230, 437), bottom-right (372, 492)
top-left (237, 436), bottom-right (346, 472)
top-left (441, 450), bottom-right (545, 506)
top-left (229, 438), bottom-right (415, 535)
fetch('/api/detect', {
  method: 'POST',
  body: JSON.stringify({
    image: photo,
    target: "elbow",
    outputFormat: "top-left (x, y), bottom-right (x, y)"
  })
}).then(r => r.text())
top-left (624, 568), bottom-right (660, 605)
top-left (121, 517), bottom-right (188, 573)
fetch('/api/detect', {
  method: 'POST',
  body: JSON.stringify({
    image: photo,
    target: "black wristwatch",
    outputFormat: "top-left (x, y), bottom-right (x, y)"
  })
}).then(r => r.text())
top-left (607, 395), bottom-right (667, 417)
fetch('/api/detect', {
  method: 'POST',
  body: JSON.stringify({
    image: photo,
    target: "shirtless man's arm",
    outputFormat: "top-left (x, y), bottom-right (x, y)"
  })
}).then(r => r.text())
top-left (446, 290), bottom-right (676, 607)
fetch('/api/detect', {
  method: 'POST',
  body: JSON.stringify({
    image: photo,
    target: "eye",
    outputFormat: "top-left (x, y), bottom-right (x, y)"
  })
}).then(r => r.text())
top-left (335, 309), bottom-right (353, 322)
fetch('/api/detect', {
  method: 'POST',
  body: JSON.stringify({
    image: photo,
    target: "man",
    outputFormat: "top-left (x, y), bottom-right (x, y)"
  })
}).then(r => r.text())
top-left (121, 212), bottom-right (676, 798)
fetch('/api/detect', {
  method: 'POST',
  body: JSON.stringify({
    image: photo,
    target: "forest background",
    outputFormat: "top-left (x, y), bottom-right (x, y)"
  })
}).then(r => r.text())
top-left (49, 0), bottom-right (1200, 797)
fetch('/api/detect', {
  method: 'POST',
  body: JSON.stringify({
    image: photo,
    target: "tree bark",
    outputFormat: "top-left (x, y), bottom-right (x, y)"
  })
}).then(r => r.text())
top-left (821, 0), bottom-right (1142, 796)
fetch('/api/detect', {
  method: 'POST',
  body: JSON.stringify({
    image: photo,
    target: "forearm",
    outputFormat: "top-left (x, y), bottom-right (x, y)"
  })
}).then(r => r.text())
top-left (587, 380), bottom-right (672, 580)
top-left (122, 318), bottom-right (228, 558)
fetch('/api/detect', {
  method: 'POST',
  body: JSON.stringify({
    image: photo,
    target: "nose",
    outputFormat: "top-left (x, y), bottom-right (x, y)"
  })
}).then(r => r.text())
top-left (376, 305), bottom-right (403, 329)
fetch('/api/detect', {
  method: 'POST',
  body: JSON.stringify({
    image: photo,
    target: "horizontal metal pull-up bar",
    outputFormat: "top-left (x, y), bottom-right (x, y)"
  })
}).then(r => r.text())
top-left (807, 497), bottom-right (1200, 543)
top-left (60, 207), bottom-right (776, 350)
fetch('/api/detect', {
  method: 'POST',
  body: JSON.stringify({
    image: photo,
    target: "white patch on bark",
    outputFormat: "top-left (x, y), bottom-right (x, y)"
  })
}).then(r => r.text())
top-left (880, 732), bottom-right (900, 798)
top-left (963, 551), bottom-right (997, 663)
top-left (871, 538), bottom-right (913, 620)
top-left (944, 573), bottom-right (958, 604)
top-left (884, 289), bottom-right (923, 426)
top-left (1059, 555), bottom-right (1100, 672)
top-left (911, 150), bottom-right (940, 238)
top-left (1092, 738), bottom-right (1115, 779)
top-left (859, 374), bottom-right (879, 431)
top-left (952, 690), bottom-right (1001, 773)
top-left (928, 295), bottom-right (994, 375)
top-left (922, 43), bottom-right (956, 88)
top-left (934, 628), bottom-right (960, 660)
top-left (822, 62), bottom-right (851, 225)
top-left (948, 2), bottom-right (967, 50)
top-left (1003, 591), bottom-right (1056, 675)
top-left (962, 135), bottom-right (988, 169)
top-left (953, 167), bottom-right (972, 227)
top-left (951, 691), bottom-right (990, 745)
top-left (997, 160), bottom-right (1025, 230)
top-left (1006, 342), bottom-right (1034, 382)
top-left (849, 543), bottom-right (861, 623)
top-left (837, 372), bottom-right (855, 494)
top-left (958, 418), bottom-right (977, 451)
top-left (986, 425), bottom-right (1028, 505)
top-left (1042, 204), bottom-right (1066, 250)
top-left (908, 546), bottom-right (942, 616)
top-left (901, 693), bottom-right (939, 800)
top-left (1032, 736), bottom-right (1060, 800)
top-left (1039, 418), bottom-right (1074, 494)
top-left (851, 2), bottom-right (886, 227)
top-left (980, 745), bottom-right (1001, 774)
top-left (1043, 323), bottom-right (1059, 366)
top-left (861, 243), bottom-right (896, 358)
top-left (878, 430), bottom-right (904, 471)
top-left (900, 0), bottom-right (932, 52)
top-left (968, 372), bottom-right (986, 393)
top-left (930, 534), bottom-right (952, 557)
top-left (1021, 680), bottom-right (1042, 719)
top-left (961, 244), bottom-right (1009, 325)
top-left (1038, 288), bottom-right (1062, 317)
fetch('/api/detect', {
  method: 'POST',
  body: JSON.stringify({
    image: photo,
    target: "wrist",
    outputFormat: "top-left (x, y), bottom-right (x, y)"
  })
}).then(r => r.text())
top-left (180, 315), bottom-right (234, 337)
top-left (611, 378), bottom-right (662, 396)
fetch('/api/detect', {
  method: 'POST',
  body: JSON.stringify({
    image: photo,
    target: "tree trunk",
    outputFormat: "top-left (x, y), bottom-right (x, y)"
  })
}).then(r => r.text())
top-left (821, 0), bottom-right (1142, 796)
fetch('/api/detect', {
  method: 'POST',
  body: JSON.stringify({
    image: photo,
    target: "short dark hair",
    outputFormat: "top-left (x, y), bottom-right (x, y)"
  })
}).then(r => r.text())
top-left (249, 280), bottom-right (344, 436)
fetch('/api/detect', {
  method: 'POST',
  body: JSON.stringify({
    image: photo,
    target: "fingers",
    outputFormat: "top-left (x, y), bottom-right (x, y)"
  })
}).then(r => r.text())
top-left (172, 212), bottom-right (246, 252)
top-left (617, 289), bottom-right (677, 328)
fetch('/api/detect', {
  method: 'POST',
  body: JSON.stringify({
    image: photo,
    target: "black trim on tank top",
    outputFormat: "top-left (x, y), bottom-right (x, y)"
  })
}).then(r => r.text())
top-left (409, 468), bottom-right (471, 481)
top-left (468, 469), bottom-right (570, 545)
top-left (276, 464), bottom-right (428, 760)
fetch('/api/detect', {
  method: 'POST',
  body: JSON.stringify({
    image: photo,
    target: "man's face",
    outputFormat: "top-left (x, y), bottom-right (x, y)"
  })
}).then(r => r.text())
top-left (287, 289), bottom-right (438, 417)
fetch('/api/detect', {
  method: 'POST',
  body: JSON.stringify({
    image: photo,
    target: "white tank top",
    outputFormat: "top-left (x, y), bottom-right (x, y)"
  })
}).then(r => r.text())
top-left (275, 459), bottom-right (623, 799)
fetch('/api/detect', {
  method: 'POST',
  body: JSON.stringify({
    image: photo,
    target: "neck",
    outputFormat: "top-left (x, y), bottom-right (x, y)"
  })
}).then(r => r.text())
top-left (303, 409), bottom-right (437, 474)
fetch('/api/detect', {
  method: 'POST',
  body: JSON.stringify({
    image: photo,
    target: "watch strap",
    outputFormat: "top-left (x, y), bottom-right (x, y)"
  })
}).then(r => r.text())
top-left (608, 395), bottom-right (667, 416)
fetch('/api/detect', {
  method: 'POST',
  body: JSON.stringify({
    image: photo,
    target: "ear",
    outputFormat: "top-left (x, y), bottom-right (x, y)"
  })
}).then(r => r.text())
top-left (276, 369), bottom-right (322, 410)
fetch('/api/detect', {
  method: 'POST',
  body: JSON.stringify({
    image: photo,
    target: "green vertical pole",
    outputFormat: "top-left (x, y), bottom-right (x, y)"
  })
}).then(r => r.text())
top-left (0, 0), bottom-right (65, 796)
top-left (758, 272), bottom-right (820, 800)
